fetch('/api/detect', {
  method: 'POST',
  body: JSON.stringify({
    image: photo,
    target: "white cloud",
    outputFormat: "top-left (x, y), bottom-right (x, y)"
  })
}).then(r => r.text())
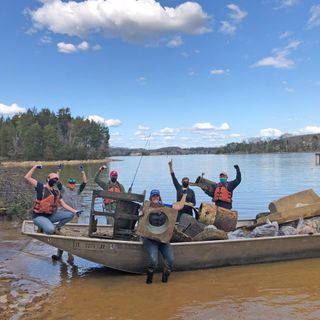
top-left (219, 122), bottom-right (230, 130)
top-left (156, 127), bottom-right (179, 136)
top-left (136, 76), bottom-right (147, 85)
top-left (40, 35), bottom-right (52, 44)
top-left (57, 41), bottom-right (90, 53)
top-left (279, 0), bottom-right (299, 8)
top-left (78, 41), bottom-right (89, 51)
top-left (29, 0), bottom-right (211, 43)
top-left (193, 122), bottom-right (214, 130)
top-left (253, 40), bottom-right (301, 69)
top-left (306, 5), bottom-right (320, 30)
top-left (92, 44), bottom-right (102, 51)
top-left (229, 133), bottom-right (242, 138)
top-left (192, 122), bottom-right (230, 131)
top-left (260, 128), bottom-right (283, 137)
top-left (138, 125), bottom-right (150, 131)
top-left (164, 136), bottom-right (175, 141)
top-left (219, 4), bottom-right (247, 35)
top-left (87, 115), bottom-right (122, 127)
top-left (57, 42), bottom-right (77, 54)
top-left (210, 69), bottom-right (225, 75)
top-left (219, 21), bottom-right (236, 34)
top-left (166, 36), bottom-right (183, 48)
top-left (0, 103), bottom-right (27, 115)
top-left (299, 126), bottom-right (320, 134)
top-left (285, 87), bottom-right (294, 93)
top-left (279, 31), bottom-right (292, 39)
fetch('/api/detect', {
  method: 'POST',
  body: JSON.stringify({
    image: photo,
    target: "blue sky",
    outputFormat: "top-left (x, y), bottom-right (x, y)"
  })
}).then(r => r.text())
top-left (0, 0), bottom-right (320, 148)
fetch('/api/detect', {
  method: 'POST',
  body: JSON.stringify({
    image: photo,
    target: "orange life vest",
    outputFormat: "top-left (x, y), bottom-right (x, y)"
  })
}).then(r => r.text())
top-left (104, 185), bottom-right (121, 204)
top-left (213, 183), bottom-right (232, 203)
top-left (34, 187), bottom-right (60, 214)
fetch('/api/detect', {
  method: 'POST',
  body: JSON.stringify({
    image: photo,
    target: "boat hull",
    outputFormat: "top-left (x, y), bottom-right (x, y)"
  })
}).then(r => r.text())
top-left (22, 221), bottom-right (320, 274)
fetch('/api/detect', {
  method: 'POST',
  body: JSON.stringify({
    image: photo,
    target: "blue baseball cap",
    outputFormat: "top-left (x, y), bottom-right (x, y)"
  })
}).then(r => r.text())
top-left (150, 189), bottom-right (160, 197)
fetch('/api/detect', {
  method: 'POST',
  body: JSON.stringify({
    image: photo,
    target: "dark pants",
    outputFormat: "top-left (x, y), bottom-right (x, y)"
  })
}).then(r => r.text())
top-left (142, 238), bottom-right (174, 271)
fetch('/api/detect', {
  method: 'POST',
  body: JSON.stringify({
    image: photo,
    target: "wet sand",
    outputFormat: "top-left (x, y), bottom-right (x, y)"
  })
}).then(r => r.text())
top-left (1, 222), bottom-right (320, 320)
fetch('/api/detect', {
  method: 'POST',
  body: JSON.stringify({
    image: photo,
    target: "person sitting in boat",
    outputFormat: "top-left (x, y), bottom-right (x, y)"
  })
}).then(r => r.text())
top-left (168, 159), bottom-right (196, 221)
top-left (142, 189), bottom-right (187, 285)
top-left (197, 165), bottom-right (241, 210)
top-left (94, 166), bottom-right (125, 212)
top-left (24, 165), bottom-right (82, 235)
top-left (52, 164), bottom-right (88, 262)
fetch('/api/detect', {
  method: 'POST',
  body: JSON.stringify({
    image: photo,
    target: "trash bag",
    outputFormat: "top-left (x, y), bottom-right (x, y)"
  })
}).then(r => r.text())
top-left (228, 228), bottom-right (251, 239)
top-left (251, 219), bottom-right (279, 238)
top-left (279, 226), bottom-right (298, 236)
top-left (296, 217), bottom-right (317, 235)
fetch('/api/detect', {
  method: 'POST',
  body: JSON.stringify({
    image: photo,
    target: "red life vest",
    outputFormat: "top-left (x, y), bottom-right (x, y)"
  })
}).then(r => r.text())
top-left (34, 187), bottom-right (60, 214)
top-left (213, 183), bottom-right (232, 203)
top-left (104, 184), bottom-right (121, 204)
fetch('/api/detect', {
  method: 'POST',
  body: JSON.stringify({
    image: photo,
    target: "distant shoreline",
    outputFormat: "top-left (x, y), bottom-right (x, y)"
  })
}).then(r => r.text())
top-left (0, 158), bottom-right (122, 168)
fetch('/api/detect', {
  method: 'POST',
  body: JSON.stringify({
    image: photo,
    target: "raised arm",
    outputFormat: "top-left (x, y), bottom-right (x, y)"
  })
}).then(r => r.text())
top-left (172, 192), bottom-right (187, 211)
top-left (168, 159), bottom-right (181, 190)
top-left (94, 166), bottom-right (108, 190)
top-left (24, 165), bottom-right (41, 188)
top-left (229, 164), bottom-right (241, 191)
top-left (80, 165), bottom-right (88, 184)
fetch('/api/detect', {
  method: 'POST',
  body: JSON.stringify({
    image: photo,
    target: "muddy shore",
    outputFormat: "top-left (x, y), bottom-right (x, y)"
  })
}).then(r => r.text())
top-left (0, 221), bottom-right (51, 319)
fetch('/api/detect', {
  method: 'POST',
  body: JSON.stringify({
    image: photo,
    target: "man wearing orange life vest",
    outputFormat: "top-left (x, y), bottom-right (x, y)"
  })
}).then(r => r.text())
top-left (24, 165), bottom-right (82, 235)
top-left (94, 166), bottom-right (125, 212)
top-left (202, 165), bottom-right (241, 210)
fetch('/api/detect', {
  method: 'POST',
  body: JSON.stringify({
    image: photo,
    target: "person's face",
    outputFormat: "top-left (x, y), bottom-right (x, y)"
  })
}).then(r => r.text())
top-left (111, 175), bottom-right (117, 182)
top-left (151, 195), bottom-right (160, 204)
top-left (182, 178), bottom-right (189, 188)
top-left (219, 175), bottom-right (227, 184)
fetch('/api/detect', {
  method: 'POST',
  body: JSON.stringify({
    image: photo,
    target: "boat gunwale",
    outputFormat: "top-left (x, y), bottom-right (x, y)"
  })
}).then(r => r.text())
top-left (21, 220), bottom-right (320, 246)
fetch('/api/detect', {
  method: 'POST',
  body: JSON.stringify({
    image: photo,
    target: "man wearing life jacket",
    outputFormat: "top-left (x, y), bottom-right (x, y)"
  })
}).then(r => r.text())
top-left (168, 159), bottom-right (196, 221)
top-left (24, 165), bottom-right (82, 235)
top-left (94, 166), bottom-right (125, 212)
top-left (142, 189), bottom-right (187, 284)
top-left (202, 165), bottom-right (241, 210)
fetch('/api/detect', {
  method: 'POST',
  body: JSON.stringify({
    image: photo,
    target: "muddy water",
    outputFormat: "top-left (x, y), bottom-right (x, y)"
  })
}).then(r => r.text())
top-left (1, 223), bottom-right (320, 320)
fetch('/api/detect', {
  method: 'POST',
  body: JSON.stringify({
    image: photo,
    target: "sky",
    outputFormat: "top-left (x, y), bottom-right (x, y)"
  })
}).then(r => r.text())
top-left (0, 0), bottom-right (320, 149)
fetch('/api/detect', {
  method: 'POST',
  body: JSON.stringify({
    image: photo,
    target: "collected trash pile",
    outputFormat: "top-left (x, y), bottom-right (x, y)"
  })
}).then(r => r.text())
top-left (172, 189), bottom-right (320, 242)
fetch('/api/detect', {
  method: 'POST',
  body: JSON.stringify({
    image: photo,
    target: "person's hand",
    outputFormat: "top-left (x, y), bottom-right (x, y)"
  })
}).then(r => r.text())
top-left (168, 159), bottom-right (173, 167)
top-left (75, 210), bottom-right (83, 217)
top-left (36, 164), bottom-right (43, 169)
top-left (234, 164), bottom-right (240, 171)
top-left (57, 163), bottom-right (64, 170)
top-left (79, 165), bottom-right (84, 172)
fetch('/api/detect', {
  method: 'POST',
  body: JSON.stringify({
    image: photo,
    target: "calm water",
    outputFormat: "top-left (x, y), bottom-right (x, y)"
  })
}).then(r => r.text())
top-left (2, 153), bottom-right (320, 320)
top-left (32, 152), bottom-right (320, 219)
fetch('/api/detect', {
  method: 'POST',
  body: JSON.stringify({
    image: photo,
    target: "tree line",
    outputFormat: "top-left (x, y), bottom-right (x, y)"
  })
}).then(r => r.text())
top-left (0, 108), bottom-right (110, 161)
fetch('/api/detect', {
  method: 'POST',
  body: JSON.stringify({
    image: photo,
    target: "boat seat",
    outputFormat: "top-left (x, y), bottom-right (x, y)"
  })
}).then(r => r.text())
top-left (88, 189), bottom-right (146, 240)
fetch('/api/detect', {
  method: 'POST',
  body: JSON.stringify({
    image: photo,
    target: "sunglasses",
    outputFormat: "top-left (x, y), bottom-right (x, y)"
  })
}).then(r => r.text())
top-left (68, 179), bottom-right (76, 184)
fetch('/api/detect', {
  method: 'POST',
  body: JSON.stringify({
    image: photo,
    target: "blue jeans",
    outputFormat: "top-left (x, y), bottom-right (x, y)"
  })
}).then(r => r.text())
top-left (142, 238), bottom-right (174, 271)
top-left (33, 209), bottom-right (74, 235)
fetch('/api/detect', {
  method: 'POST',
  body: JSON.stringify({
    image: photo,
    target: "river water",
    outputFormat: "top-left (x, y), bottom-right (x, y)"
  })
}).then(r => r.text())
top-left (1, 153), bottom-right (320, 319)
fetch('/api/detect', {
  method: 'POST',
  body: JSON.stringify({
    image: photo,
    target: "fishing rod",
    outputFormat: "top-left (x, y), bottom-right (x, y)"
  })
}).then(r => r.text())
top-left (128, 134), bottom-right (151, 193)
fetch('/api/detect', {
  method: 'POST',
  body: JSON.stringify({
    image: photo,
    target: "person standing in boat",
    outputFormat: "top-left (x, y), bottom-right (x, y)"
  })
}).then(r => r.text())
top-left (52, 164), bottom-right (88, 262)
top-left (24, 165), bottom-right (82, 235)
top-left (142, 189), bottom-right (187, 284)
top-left (56, 163), bottom-right (88, 222)
top-left (94, 166), bottom-right (125, 212)
top-left (168, 159), bottom-right (196, 221)
top-left (197, 165), bottom-right (241, 209)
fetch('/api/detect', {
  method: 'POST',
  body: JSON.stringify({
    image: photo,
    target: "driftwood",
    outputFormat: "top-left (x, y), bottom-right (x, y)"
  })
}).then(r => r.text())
top-left (199, 203), bottom-right (238, 232)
